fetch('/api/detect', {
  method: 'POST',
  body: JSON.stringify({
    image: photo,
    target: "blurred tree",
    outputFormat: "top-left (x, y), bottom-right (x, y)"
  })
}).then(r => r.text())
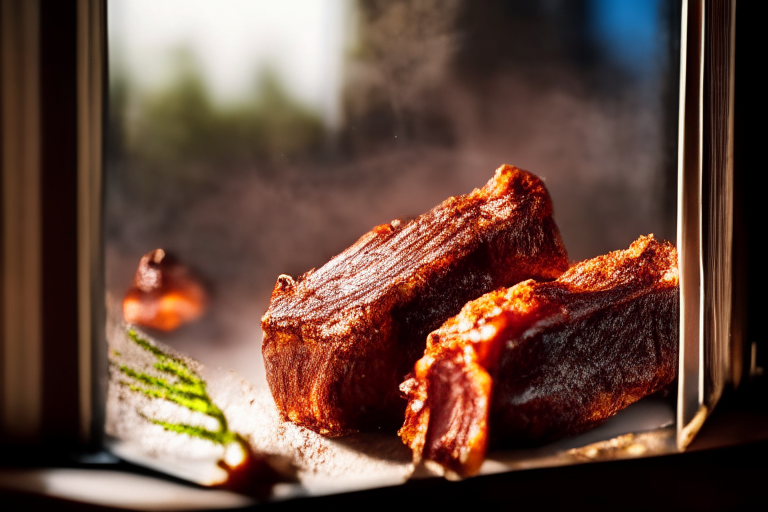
top-left (123, 49), bottom-right (324, 166)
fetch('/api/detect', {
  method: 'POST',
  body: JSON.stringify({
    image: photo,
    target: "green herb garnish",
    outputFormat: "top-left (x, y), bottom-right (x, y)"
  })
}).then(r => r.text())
top-left (116, 328), bottom-right (240, 448)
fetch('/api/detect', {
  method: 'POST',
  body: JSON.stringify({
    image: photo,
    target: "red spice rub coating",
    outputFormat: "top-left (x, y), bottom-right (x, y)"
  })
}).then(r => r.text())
top-left (399, 235), bottom-right (679, 478)
top-left (261, 165), bottom-right (569, 436)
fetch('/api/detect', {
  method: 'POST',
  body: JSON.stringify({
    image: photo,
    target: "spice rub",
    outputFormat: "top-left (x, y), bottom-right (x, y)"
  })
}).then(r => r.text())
top-left (399, 235), bottom-right (679, 478)
top-left (262, 165), bottom-right (570, 436)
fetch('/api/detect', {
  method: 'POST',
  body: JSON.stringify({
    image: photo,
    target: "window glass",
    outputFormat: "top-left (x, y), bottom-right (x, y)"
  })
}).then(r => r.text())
top-left (107, 0), bottom-right (679, 383)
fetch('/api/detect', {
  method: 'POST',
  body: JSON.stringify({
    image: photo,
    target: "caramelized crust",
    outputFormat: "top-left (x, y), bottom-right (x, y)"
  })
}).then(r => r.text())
top-left (262, 165), bottom-right (569, 436)
top-left (399, 235), bottom-right (679, 478)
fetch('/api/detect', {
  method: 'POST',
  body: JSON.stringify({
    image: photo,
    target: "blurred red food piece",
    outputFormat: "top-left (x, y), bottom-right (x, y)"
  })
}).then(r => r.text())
top-left (123, 249), bottom-right (207, 331)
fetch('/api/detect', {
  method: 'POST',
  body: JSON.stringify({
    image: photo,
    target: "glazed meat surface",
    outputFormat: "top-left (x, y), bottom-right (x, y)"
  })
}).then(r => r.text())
top-left (262, 165), bottom-right (569, 436)
top-left (399, 235), bottom-right (679, 478)
top-left (123, 249), bottom-right (207, 332)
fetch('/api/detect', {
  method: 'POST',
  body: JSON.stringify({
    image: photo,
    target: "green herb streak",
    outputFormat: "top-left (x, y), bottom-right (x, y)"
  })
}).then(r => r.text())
top-left (116, 328), bottom-right (236, 446)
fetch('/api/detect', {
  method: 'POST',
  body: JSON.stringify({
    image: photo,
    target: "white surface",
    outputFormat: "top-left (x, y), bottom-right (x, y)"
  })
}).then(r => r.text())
top-left (0, 468), bottom-right (254, 510)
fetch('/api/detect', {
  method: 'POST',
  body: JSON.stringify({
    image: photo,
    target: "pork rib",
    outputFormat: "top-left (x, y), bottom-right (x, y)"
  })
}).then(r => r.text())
top-left (399, 235), bottom-right (679, 477)
top-left (262, 165), bottom-right (569, 436)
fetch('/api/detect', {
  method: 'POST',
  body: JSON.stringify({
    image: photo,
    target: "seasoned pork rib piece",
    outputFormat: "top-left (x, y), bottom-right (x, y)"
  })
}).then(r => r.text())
top-left (262, 165), bottom-right (569, 436)
top-left (399, 235), bottom-right (678, 478)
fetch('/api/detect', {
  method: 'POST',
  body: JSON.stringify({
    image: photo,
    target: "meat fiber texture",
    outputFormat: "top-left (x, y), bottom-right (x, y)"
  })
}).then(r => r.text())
top-left (399, 235), bottom-right (679, 478)
top-left (262, 165), bottom-right (570, 436)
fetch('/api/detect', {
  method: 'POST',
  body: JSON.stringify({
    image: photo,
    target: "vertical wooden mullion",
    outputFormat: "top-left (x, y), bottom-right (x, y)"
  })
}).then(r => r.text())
top-left (676, 0), bottom-right (706, 449)
top-left (77, 0), bottom-right (106, 446)
top-left (39, 0), bottom-right (80, 445)
top-left (1, 0), bottom-right (43, 443)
